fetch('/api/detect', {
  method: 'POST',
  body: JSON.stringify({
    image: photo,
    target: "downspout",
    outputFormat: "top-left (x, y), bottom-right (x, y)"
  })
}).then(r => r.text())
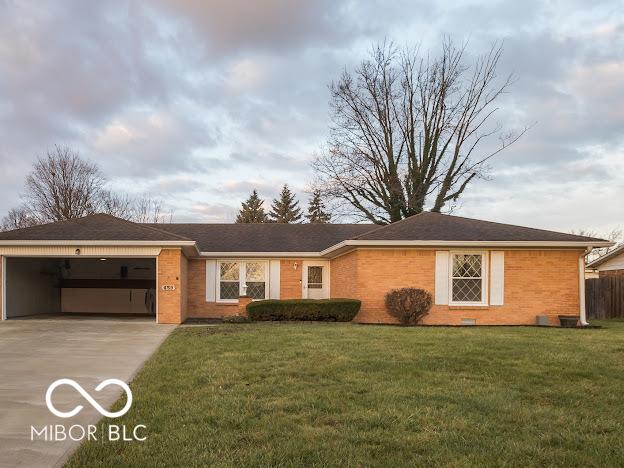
top-left (579, 248), bottom-right (592, 326)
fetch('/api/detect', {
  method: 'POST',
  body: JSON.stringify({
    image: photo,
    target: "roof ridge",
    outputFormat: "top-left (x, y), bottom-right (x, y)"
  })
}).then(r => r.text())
top-left (351, 211), bottom-right (429, 240)
top-left (99, 215), bottom-right (193, 241)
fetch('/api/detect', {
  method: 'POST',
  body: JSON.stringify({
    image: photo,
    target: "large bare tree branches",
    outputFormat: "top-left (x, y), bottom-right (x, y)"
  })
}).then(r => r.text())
top-left (313, 39), bottom-right (526, 224)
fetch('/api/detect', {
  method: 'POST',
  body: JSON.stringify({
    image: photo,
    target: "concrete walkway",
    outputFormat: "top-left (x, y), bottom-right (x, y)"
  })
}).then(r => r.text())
top-left (0, 316), bottom-right (175, 467)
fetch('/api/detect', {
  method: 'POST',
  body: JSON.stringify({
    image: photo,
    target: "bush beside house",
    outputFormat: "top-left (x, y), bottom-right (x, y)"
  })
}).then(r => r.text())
top-left (385, 288), bottom-right (433, 325)
top-left (246, 299), bottom-right (361, 322)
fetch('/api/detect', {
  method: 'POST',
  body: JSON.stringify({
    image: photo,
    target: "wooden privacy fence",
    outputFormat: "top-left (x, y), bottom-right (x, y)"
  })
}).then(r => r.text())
top-left (586, 276), bottom-right (624, 319)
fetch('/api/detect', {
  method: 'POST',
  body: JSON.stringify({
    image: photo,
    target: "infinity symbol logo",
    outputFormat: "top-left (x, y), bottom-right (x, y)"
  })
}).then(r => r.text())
top-left (45, 378), bottom-right (133, 419)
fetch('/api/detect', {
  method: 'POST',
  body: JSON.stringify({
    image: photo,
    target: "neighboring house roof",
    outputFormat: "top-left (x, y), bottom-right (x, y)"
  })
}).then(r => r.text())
top-left (0, 214), bottom-right (193, 243)
top-left (0, 212), bottom-right (611, 256)
top-left (587, 244), bottom-right (624, 269)
top-left (144, 223), bottom-right (373, 252)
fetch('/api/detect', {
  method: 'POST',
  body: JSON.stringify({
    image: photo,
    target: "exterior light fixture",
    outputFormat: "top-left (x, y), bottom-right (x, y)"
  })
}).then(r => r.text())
top-left (75, 248), bottom-right (81, 255)
top-left (293, 262), bottom-right (298, 270)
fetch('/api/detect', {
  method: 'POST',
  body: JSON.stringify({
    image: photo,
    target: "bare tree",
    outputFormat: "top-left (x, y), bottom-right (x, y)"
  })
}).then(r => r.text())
top-left (24, 145), bottom-right (104, 222)
top-left (1, 146), bottom-right (174, 230)
top-left (313, 39), bottom-right (526, 224)
top-left (131, 196), bottom-right (172, 223)
top-left (98, 190), bottom-right (134, 220)
top-left (573, 228), bottom-right (623, 263)
top-left (1, 206), bottom-right (39, 231)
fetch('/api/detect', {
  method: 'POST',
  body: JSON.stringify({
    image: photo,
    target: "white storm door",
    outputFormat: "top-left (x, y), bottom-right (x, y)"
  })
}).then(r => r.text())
top-left (302, 261), bottom-right (329, 299)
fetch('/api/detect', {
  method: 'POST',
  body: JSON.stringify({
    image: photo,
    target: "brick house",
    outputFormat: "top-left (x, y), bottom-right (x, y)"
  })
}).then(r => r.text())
top-left (0, 212), bottom-right (611, 326)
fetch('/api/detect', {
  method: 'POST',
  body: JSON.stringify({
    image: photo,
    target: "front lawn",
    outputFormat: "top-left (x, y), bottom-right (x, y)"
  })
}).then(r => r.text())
top-left (67, 321), bottom-right (624, 467)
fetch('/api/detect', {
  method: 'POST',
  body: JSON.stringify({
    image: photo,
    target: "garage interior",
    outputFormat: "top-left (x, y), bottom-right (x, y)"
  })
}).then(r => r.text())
top-left (4, 257), bottom-right (156, 319)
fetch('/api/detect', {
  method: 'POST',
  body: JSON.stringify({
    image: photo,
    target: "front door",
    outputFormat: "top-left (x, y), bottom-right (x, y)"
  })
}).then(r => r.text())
top-left (302, 261), bottom-right (329, 299)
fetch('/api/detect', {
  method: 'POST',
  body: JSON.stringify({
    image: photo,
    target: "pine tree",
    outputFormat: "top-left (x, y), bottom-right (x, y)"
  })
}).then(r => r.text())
top-left (236, 189), bottom-right (268, 223)
top-left (268, 184), bottom-right (303, 223)
top-left (306, 190), bottom-right (331, 223)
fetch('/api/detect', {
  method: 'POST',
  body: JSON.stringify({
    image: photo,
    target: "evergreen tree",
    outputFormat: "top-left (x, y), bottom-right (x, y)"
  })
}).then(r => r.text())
top-left (236, 189), bottom-right (268, 223)
top-left (306, 190), bottom-right (331, 223)
top-left (268, 184), bottom-right (303, 223)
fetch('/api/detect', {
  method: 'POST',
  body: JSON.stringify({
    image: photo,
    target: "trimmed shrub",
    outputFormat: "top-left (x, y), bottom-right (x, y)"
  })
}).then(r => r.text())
top-left (385, 288), bottom-right (433, 325)
top-left (246, 299), bottom-right (361, 322)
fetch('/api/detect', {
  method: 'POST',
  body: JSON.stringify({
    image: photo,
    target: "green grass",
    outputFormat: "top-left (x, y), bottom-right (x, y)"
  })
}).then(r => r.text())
top-left (66, 321), bottom-right (624, 467)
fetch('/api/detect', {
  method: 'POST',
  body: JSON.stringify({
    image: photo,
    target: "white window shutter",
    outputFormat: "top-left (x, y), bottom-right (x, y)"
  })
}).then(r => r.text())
top-left (435, 251), bottom-right (449, 305)
top-left (269, 260), bottom-right (281, 299)
top-left (205, 260), bottom-right (216, 302)
top-left (490, 251), bottom-right (504, 305)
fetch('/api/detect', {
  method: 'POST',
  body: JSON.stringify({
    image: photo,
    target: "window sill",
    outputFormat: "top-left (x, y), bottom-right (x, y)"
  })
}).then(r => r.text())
top-left (216, 300), bottom-right (239, 305)
top-left (448, 305), bottom-right (490, 310)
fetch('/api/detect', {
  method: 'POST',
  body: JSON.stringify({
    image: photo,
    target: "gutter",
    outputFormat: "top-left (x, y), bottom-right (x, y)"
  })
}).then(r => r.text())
top-left (319, 239), bottom-right (615, 258)
top-left (198, 251), bottom-right (321, 258)
top-left (580, 247), bottom-right (593, 326)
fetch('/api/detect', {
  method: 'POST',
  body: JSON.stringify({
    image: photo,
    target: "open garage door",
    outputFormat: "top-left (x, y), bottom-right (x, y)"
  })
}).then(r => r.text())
top-left (4, 257), bottom-right (156, 320)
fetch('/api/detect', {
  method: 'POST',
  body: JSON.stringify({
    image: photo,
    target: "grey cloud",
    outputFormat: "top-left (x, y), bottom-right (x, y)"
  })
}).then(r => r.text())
top-left (0, 0), bottom-right (622, 232)
top-left (151, 0), bottom-right (374, 57)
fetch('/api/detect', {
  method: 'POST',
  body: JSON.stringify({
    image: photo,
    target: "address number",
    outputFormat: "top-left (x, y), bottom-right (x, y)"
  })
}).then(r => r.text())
top-left (162, 285), bottom-right (176, 291)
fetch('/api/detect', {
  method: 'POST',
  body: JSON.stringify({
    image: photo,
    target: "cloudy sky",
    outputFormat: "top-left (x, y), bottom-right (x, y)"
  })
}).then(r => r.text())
top-left (0, 0), bottom-right (622, 234)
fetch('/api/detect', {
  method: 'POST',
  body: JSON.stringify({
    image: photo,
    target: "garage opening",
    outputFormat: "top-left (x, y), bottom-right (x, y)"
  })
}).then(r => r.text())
top-left (4, 257), bottom-right (156, 319)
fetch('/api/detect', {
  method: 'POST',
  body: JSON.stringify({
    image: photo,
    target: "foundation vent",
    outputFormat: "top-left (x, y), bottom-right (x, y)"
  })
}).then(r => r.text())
top-left (461, 318), bottom-right (477, 326)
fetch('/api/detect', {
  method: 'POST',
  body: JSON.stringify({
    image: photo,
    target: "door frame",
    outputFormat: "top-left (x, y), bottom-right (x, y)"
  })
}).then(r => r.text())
top-left (301, 260), bottom-right (330, 299)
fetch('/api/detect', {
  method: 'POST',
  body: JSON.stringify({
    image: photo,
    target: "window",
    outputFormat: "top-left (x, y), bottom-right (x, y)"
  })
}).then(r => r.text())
top-left (217, 261), bottom-right (268, 302)
top-left (245, 262), bottom-right (266, 299)
top-left (451, 253), bottom-right (486, 305)
top-left (307, 266), bottom-right (323, 289)
top-left (219, 262), bottom-right (240, 300)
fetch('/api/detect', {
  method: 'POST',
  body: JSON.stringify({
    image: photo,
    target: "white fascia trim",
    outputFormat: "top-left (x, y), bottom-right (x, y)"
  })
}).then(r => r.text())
top-left (0, 240), bottom-right (197, 247)
top-left (199, 252), bottom-right (321, 258)
top-left (320, 240), bottom-right (615, 256)
top-left (0, 240), bottom-right (201, 257)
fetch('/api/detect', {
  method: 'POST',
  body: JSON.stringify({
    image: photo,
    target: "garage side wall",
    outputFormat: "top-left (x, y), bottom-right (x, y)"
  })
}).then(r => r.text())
top-left (4, 258), bottom-right (61, 318)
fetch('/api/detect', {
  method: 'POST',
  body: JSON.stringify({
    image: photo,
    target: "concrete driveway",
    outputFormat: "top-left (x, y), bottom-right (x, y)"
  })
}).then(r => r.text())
top-left (0, 316), bottom-right (175, 468)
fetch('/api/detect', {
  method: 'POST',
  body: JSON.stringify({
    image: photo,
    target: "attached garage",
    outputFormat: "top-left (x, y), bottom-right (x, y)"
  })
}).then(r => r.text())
top-left (0, 214), bottom-right (199, 324)
top-left (4, 257), bottom-right (156, 319)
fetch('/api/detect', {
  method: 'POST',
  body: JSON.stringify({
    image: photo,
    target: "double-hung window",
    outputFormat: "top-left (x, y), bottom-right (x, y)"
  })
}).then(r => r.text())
top-left (217, 261), bottom-right (268, 302)
top-left (450, 252), bottom-right (487, 305)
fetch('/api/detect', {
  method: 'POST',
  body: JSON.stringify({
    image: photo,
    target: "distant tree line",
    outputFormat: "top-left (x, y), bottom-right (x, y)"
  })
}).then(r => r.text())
top-left (1, 145), bottom-right (171, 231)
top-left (236, 185), bottom-right (331, 224)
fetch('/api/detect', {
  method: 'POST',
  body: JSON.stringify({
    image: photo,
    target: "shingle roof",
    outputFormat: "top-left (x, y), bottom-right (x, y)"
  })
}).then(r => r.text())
top-left (145, 223), bottom-right (373, 252)
top-left (0, 212), bottom-right (606, 253)
top-left (352, 212), bottom-right (605, 243)
top-left (0, 214), bottom-right (192, 242)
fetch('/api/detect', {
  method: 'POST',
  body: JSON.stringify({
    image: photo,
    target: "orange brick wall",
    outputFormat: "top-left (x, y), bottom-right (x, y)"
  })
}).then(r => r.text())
top-left (185, 259), bottom-right (305, 319)
top-left (330, 251), bottom-right (358, 298)
top-left (330, 249), bottom-right (583, 325)
top-left (157, 249), bottom-right (187, 324)
top-left (186, 259), bottom-right (239, 318)
top-left (0, 256), bottom-right (3, 319)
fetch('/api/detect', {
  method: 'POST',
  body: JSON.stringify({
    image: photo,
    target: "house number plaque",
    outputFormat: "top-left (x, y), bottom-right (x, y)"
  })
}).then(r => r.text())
top-left (162, 285), bottom-right (176, 291)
